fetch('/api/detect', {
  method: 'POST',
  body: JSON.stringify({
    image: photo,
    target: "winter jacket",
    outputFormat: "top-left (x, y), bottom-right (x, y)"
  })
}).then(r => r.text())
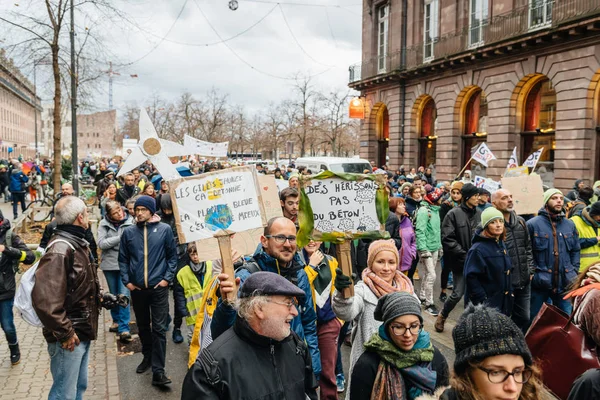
top-left (398, 215), bottom-right (416, 271)
top-left (566, 179), bottom-right (584, 202)
top-left (527, 209), bottom-right (580, 294)
top-left (182, 317), bottom-right (318, 400)
top-left (97, 214), bottom-right (135, 271)
top-left (332, 280), bottom-right (380, 399)
top-left (209, 246), bottom-right (322, 379)
top-left (464, 229), bottom-right (514, 316)
top-left (503, 211), bottom-right (535, 288)
top-left (0, 170), bottom-right (10, 187)
top-left (118, 217), bottom-right (178, 288)
top-left (0, 218), bottom-right (35, 301)
top-left (350, 346), bottom-right (450, 400)
top-left (570, 207), bottom-right (600, 271)
top-left (32, 228), bottom-right (100, 343)
top-left (441, 204), bottom-right (482, 273)
top-left (385, 212), bottom-right (402, 250)
top-left (415, 201), bottom-right (441, 252)
top-left (115, 184), bottom-right (140, 205)
top-left (9, 168), bottom-right (28, 193)
top-left (40, 220), bottom-right (98, 262)
top-left (573, 288), bottom-right (600, 346)
top-left (405, 196), bottom-right (420, 217)
top-left (439, 199), bottom-right (459, 225)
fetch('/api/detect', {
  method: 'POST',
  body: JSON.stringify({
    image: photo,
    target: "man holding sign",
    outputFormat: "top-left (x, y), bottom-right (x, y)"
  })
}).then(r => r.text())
top-left (211, 216), bottom-right (321, 380)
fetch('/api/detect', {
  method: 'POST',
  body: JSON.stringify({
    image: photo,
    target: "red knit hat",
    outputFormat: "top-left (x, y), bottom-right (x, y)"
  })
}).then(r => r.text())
top-left (425, 188), bottom-right (444, 204)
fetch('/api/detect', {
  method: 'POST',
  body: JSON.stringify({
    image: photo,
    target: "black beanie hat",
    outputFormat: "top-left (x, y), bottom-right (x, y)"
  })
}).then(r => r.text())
top-left (452, 304), bottom-right (532, 374)
top-left (589, 201), bottom-right (600, 217)
top-left (461, 183), bottom-right (479, 202)
top-left (134, 195), bottom-right (156, 215)
top-left (374, 292), bottom-right (423, 330)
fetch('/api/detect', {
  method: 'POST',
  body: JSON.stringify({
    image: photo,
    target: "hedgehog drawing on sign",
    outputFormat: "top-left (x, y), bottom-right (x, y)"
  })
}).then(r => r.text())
top-left (357, 215), bottom-right (378, 232)
top-left (354, 184), bottom-right (375, 204)
top-left (316, 220), bottom-right (335, 232)
top-left (338, 218), bottom-right (354, 231)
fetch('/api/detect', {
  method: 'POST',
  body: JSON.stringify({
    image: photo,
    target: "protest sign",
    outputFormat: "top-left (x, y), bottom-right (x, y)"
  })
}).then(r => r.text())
top-left (523, 147), bottom-right (544, 170)
top-left (474, 176), bottom-right (501, 193)
top-left (275, 178), bottom-right (289, 193)
top-left (500, 174), bottom-right (544, 215)
top-left (298, 171), bottom-right (390, 297)
top-left (506, 147), bottom-right (519, 169)
top-left (184, 135), bottom-right (229, 158)
top-left (472, 142), bottom-right (497, 167)
top-left (170, 166), bottom-right (267, 301)
top-left (504, 166), bottom-right (529, 178)
top-left (195, 174), bottom-right (282, 262)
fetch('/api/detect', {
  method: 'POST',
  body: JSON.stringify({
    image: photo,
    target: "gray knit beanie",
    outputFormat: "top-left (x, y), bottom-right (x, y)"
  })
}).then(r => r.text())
top-left (374, 292), bottom-right (423, 330)
top-left (452, 304), bottom-right (532, 374)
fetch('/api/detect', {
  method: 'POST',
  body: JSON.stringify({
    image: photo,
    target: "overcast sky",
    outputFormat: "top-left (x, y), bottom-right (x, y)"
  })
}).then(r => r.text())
top-left (2, 0), bottom-right (362, 115)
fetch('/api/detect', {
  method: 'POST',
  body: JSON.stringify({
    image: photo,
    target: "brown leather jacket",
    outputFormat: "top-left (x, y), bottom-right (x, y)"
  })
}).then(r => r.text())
top-left (32, 229), bottom-right (100, 343)
top-left (573, 288), bottom-right (600, 346)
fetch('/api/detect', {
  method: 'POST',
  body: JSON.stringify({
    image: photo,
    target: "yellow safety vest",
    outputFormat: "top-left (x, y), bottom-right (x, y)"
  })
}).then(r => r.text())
top-left (571, 215), bottom-right (600, 271)
top-left (176, 261), bottom-right (213, 326)
top-left (188, 275), bottom-right (220, 368)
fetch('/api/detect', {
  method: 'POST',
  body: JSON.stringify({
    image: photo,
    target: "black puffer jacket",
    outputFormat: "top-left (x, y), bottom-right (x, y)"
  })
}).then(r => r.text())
top-left (182, 317), bottom-right (318, 400)
top-left (504, 211), bottom-right (535, 288)
top-left (0, 217), bottom-right (35, 301)
top-left (441, 203), bottom-right (481, 272)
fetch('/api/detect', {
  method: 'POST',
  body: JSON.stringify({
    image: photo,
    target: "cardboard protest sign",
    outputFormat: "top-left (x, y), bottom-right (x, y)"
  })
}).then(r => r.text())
top-left (195, 174), bottom-right (282, 262)
top-left (500, 174), bottom-right (544, 215)
top-left (504, 166), bottom-right (529, 178)
top-left (275, 178), bottom-right (288, 193)
top-left (298, 171), bottom-right (390, 297)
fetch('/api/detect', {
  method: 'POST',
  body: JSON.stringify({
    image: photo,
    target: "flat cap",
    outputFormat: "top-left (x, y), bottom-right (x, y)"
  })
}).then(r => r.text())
top-left (239, 271), bottom-right (305, 299)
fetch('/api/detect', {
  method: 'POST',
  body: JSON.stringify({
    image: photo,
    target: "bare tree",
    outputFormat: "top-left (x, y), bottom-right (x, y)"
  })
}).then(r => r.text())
top-left (291, 74), bottom-right (318, 157)
top-left (197, 88), bottom-right (228, 142)
top-left (320, 89), bottom-right (351, 156)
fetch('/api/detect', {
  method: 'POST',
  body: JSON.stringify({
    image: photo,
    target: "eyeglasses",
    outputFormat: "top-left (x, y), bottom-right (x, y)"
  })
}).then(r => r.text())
top-left (267, 298), bottom-right (298, 310)
top-left (389, 323), bottom-right (422, 336)
top-left (477, 366), bottom-right (533, 384)
top-left (265, 235), bottom-right (297, 244)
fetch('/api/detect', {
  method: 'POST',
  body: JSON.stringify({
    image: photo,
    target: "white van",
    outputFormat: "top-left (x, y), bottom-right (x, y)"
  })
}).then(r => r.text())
top-left (294, 157), bottom-right (372, 174)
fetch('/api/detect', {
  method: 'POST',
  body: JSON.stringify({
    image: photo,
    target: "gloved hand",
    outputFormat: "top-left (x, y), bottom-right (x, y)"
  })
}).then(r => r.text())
top-left (101, 293), bottom-right (130, 310)
top-left (418, 250), bottom-right (432, 259)
top-left (334, 268), bottom-right (353, 292)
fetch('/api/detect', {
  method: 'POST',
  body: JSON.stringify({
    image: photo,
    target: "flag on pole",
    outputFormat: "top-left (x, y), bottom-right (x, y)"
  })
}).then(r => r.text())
top-left (523, 147), bottom-right (544, 169)
top-left (472, 142), bottom-right (497, 167)
top-left (506, 147), bottom-right (519, 169)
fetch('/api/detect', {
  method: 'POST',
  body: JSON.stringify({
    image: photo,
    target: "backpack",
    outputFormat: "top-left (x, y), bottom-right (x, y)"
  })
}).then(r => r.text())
top-left (14, 239), bottom-right (75, 327)
top-left (410, 203), bottom-right (431, 229)
top-left (565, 200), bottom-right (585, 219)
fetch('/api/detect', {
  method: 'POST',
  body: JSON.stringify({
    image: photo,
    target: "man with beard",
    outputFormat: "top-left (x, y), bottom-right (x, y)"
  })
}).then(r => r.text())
top-left (116, 173), bottom-right (141, 206)
top-left (280, 187), bottom-right (299, 224)
top-left (492, 189), bottom-right (535, 332)
top-left (211, 217), bottom-right (321, 381)
top-left (182, 271), bottom-right (318, 399)
top-left (527, 189), bottom-right (580, 322)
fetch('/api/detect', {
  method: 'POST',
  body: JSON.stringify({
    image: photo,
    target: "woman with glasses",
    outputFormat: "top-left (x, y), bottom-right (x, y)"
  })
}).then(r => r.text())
top-left (439, 304), bottom-right (542, 400)
top-left (333, 239), bottom-right (414, 399)
top-left (350, 291), bottom-right (449, 400)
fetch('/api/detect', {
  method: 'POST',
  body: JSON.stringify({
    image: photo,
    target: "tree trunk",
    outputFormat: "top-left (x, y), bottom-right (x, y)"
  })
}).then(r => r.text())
top-left (51, 43), bottom-right (62, 193)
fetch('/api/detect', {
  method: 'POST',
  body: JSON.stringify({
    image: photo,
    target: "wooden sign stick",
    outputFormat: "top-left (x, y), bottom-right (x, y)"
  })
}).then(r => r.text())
top-left (217, 234), bottom-right (237, 303)
top-left (335, 240), bottom-right (354, 298)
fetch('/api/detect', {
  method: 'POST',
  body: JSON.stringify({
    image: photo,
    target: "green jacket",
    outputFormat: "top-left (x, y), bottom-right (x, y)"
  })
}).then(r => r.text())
top-left (415, 201), bottom-right (442, 252)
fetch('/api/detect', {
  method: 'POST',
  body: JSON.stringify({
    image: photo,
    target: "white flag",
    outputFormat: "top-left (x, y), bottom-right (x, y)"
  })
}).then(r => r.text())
top-left (472, 142), bottom-right (497, 167)
top-left (183, 135), bottom-right (229, 158)
top-left (523, 147), bottom-right (544, 169)
top-left (506, 147), bottom-right (519, 169)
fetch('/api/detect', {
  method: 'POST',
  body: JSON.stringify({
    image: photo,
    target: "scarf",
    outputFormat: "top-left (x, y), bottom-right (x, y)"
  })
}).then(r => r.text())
top-left (362, 268), bottom-right (414, 298)
top-left (106, 209), bottom-right (128, 228)
top-left (564, 264), bottom-right (600, 299)
top-left (56, 224), bottom-right (86, 239)
top-left (365, 327), bottom-right (436, 400)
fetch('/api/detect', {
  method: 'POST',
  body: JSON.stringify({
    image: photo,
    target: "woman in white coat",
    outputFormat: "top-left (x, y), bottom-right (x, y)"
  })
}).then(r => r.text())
top-left (332, 239), bottom-right (415, 399)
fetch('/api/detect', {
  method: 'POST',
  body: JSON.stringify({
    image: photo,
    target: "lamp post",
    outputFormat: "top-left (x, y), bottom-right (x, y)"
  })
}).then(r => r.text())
top-left (70, 0), bottom-right (79, 195)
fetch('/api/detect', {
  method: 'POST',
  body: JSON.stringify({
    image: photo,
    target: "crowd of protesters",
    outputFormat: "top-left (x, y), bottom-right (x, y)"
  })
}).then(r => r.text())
top-left (1, 153), bottom-right (598, 400)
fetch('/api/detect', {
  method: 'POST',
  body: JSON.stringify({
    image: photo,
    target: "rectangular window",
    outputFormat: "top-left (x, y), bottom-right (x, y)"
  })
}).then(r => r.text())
top-left (377, 4), bottom-right (389, 73)
top-left (423, 0), bottom-right (439, 62)
top-left (529, 0), bottom-right (554, 30)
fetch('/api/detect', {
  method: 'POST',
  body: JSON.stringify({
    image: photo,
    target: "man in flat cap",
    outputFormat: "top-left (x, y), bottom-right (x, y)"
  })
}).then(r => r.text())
top-left (182, 271), bottom-right (318, 400)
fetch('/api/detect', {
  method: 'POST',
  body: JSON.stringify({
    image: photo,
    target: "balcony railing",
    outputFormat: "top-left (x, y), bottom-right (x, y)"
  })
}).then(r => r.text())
top-left (349, 0), bottom-right (600, 83)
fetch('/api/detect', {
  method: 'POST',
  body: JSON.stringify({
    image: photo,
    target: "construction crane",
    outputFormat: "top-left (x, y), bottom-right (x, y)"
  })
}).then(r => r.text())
top-left (104, 62), bottom-right (138, 110)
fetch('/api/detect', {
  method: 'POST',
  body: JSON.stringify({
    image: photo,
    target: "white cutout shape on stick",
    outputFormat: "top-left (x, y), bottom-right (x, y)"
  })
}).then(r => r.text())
top-left (117, 108), bottom-right (181, 181)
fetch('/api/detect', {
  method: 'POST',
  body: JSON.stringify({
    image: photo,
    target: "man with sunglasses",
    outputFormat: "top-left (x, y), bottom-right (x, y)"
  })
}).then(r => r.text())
top-left (183, 271), bottom-right (318, 399)
top-left (210, 216), bottom-right (321, 381)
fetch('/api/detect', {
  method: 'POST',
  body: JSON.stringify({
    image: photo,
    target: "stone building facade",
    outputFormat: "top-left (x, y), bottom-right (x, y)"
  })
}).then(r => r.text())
top-left (350, 0), bottom-right (600, 191)
top-left (77, 110), bottom-right (119, 158)
top-left (0, 49), bottom-right (40, 161)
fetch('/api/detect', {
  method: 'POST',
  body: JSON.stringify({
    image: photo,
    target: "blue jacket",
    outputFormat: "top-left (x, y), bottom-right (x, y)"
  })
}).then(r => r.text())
top-left (9, 168), bottom-right (28, 193)
top-left (526, 209), bottom-right (580, 294)
top-left (118, 219), bottom-right (178, 288)
top-left (210, 245), bottom-right (322, 379)
top-left (464, 228), bottom-right (513, 316)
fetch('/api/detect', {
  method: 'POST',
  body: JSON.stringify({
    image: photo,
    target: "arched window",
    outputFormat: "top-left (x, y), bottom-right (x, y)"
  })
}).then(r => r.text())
top-left (522, 78), bottom-right (556, 186)
top-left (376, 105), bottom-right (389, 167)
top-left (418, 98), bottom-right (437, 169)
top-left (462, 89), bottom-right (488, 177)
